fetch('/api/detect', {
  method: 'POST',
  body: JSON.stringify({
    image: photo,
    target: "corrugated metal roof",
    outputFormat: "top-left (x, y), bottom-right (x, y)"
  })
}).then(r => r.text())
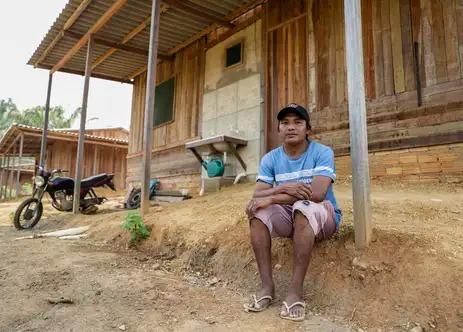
top-left (0, 123), bottom-right (128, 155)
top-left (28, 0), bottom-right (256, 83)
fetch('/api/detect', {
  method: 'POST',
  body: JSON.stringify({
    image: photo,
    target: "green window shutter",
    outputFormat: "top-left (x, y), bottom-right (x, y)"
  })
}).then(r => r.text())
top-left (153, 77), bottom-right (175, 126)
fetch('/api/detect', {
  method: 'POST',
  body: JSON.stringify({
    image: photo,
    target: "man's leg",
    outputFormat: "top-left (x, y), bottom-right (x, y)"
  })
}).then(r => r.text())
top-left (249, 217), bottom-right (274, 307)
top-left (282, 211), bottom-right (315, 318)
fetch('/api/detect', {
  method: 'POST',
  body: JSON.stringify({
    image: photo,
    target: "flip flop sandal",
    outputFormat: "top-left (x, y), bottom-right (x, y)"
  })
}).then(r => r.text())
top-left (243, 294), bottom-right (275, 312)
top-left (279, 301), bottom-right (306, 322)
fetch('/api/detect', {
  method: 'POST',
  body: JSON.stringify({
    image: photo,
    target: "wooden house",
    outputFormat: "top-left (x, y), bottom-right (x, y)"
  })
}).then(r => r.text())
top-left (25, 0), bottom-right (463, 244)
top-left (0, 124), bottom-right (128, 200)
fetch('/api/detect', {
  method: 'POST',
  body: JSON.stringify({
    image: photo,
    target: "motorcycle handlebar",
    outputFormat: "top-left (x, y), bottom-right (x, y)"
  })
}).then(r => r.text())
top-left (52, 169), bottom-right (69, 174)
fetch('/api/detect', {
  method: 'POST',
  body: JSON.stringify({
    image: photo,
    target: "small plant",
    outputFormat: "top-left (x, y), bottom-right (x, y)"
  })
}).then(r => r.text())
top-left (122, 211), bottom-right (151, 246)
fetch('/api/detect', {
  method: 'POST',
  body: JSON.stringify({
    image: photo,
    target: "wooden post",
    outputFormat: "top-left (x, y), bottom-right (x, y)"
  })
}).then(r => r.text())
top-left (3, 151), bottom-right (10, 199)
top-left (0, 156), bottom-right (4, 200)
top-left (344, 0), bottom-right (372, 248)
top-left (141, 0), bottom-right (162, 216)
top-left (9, 143), bottom-right (17, 198)
top-left (73, 36), bottom-right (93, 214)
top-left (16, 134), bottom-right (24, 196)
top-left (5, 154), bottom-right (10, 199)
top-left (39, 73), bottom-right (53, 168)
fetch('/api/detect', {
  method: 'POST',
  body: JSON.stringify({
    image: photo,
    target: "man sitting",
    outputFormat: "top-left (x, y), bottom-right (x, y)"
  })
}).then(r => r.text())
top-left (244, 103), bottom-right (342, 321)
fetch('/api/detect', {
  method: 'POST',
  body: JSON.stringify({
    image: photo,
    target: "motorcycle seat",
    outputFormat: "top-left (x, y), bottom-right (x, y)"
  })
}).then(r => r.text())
top-left (81, 173), bottom-right (111, 188)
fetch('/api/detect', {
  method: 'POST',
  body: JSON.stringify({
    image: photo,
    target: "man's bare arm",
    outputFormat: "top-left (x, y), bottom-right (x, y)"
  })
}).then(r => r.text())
top-left (247, 187), bottom-right (301, 218)
top-left (310, 176), bottom-right (332, 203)
top-left (253, 181), bottom-right (312, 200)
top-left (252, 181), bottom-right (279, 198)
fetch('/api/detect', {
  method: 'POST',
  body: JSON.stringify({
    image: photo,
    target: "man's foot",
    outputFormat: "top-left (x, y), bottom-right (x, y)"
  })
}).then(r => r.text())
top-left (280, 293), bottom-right (306, 321)
top-left (243, 287), bottom-right (275, 312)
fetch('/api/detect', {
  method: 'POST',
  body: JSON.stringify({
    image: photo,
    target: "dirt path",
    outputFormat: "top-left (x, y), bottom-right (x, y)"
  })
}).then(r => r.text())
top-left (1, 181), bottom-right (462, 331)
top-left (0, 224), bottom-right (352, 332)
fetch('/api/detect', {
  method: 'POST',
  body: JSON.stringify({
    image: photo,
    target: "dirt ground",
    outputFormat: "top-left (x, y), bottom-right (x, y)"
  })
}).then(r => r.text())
top-left (0, 180), bottom-right (462, 332)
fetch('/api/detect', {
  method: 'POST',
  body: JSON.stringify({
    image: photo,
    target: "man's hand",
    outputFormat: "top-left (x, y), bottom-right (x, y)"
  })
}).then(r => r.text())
top-left (277, 182), bottom-right (312, 200)
top-left (246, 197), bottom-right (273, 219)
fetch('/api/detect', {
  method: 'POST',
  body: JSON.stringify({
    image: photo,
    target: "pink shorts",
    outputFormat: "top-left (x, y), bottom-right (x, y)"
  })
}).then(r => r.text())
top-left (252, 200), bottom-right (337, 240)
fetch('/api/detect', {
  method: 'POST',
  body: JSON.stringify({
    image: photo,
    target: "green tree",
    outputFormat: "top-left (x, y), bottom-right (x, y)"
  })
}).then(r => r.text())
top-left (19, 105), bottom-right (81, 129)
top-left (0, 98), bottom-right (20, 133)
top-left (0, 99), bottom-right (80, 136)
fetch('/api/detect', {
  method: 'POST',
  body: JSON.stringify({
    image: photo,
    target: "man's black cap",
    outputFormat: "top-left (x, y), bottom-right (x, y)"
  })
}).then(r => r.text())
top-left (277, 103), bottom-right (310, 127)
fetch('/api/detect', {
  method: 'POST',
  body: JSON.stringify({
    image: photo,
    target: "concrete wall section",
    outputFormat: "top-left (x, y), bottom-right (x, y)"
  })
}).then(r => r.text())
top-left (201, 21), bottom-right (264, 178)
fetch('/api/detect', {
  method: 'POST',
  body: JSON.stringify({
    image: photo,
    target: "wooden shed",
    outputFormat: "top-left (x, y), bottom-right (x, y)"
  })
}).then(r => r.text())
top-left (0, 124), bottom-right (128, 200)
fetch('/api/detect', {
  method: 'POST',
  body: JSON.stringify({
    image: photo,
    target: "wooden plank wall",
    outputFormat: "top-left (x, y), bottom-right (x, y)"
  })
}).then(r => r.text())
top-left (368, 0), bottom-right (463, 92)
top-left (128, 38), bottom-right (206, 155)
top-left (306, 0), bottom-right (463, 154)
top-left (265, 0), bottom-right (308, 149)
top-left (311, 0), bottom-right (463, 110)
top-left (127, 38), bottom-right (206, 188)
top-left (126, 145), bottom-right (200, 190)
top-left (47, 141), bottom-right (127, 189)
top-left (312, 0), bottom-right (347, 109)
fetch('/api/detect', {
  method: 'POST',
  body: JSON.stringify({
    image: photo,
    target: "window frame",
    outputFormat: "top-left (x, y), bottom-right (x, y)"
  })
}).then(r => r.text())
top-left (152, 75), bottom-right (176, 129)
top-left (224, 40), bottom-right (245, 70)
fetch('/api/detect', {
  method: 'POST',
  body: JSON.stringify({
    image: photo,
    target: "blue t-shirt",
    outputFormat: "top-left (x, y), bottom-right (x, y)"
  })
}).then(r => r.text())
top-left (257, 140), bottom-right (342, 226)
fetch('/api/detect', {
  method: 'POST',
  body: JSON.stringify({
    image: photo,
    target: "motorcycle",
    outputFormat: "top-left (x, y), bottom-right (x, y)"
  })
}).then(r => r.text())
top-left (13, 167), bottom-right (116, 230)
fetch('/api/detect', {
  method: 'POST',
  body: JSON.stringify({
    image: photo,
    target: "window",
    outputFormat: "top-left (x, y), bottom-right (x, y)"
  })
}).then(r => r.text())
top-left (225, 42), bottom-right (243, 68)
top-left (153, 77), bottom-right (175, 127)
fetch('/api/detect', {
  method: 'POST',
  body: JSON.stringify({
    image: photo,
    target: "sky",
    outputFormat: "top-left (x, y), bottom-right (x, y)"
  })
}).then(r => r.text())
top-left (0, 1), bottom-right (133, 129)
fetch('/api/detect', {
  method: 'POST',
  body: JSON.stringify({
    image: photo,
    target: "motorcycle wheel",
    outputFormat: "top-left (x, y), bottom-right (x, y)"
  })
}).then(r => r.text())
top-left (126, 188), bottom-right (141, 210)
top-left (13, 198), bottom-right (43, 230)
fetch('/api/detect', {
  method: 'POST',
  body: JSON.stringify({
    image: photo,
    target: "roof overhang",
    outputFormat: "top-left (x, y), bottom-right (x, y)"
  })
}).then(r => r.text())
top-left (28, 0), bottom-right (262, 83)
top-left (0, 124), bottom-right (128, 156)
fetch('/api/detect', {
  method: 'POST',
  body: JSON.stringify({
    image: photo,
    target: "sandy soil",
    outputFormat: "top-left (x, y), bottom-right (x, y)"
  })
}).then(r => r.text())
top-left (0, 180), bottom-right (462, 331)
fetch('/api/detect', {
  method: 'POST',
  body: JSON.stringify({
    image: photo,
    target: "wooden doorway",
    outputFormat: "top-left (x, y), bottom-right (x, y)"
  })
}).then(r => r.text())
top-left (264, 0), bottom-right (309, 151)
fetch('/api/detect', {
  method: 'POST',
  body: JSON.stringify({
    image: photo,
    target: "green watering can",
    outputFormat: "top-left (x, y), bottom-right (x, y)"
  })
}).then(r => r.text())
top-left (202, 158), bottom-right (225, 178)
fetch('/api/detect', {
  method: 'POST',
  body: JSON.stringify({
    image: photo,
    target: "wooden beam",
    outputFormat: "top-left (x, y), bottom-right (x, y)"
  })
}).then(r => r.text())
top-left (130, 1), bottom-right (263, 76)
top-left (16, 134), bottom-right (24, 196)
top-left (206, 12), bottom-right (262, 49)
top-left (141, 0), bottom-right (162, 216)
top-left (164, 0), bottom-right (234, 28)
top-left (4, 133), bottom-right (22, 157)
top-left (167, 0), bottom-right (263, 55)
top-left (51, 0), bottom-right (128, 74)
top-left (36, 64), bottom-right (133, 84)
top-left (92, 4), bottom-right (170, 70)
top-left (344, 0), bottom-right (372, 248)
top-left (168, 24), bottom-right (218, 55)
top-left (127, 53), bottom-right (174, 79)
top-left (34, 0), bottom-right (92, 67)
top-left (5, 154), bottom-right (10, 199)
top-left (93, 15), bottom-right (151, 70)
top-left (229, 0), bottom-right (265, 21)
top-left (65, 31), bottom-right (149, 56)
top-left (39, 73), bottom-right (53, 168)
top-left (64, 0), bottom-right (93, 30)
top-left (9, 142), bottom-right (16, 198)
top-left (73, 36), bottom-right (94, 214)
top-left (128, 65), bottom-right (148, 80)
top-left (0, 156), bottom-right (5, 200)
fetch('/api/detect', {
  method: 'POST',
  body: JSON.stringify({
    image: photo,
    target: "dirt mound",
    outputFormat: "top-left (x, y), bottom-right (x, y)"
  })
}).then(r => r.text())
top-left (9, 182), bottom-right (462, 331)
top-left (81, 182), bottom-right (461, 331)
